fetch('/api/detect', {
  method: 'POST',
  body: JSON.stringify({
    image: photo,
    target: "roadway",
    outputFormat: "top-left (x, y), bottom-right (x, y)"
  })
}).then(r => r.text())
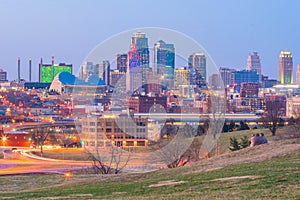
top-left (0, 148), bottom-right (90, 175)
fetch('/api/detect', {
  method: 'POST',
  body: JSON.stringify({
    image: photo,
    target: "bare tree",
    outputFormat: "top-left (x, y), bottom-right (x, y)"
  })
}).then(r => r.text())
top-left (31, 127), bottom-right (51, 156)
top-left (155, 124), bottom-right (195, 168)
top-left (260, 100), bottom-right (284, 136)
top-left (186, 136), bottom-right (202, 161)
top-left (90, 146), bottom-right (131, 174)
top-left (200, 93), bottom-right (226, 155)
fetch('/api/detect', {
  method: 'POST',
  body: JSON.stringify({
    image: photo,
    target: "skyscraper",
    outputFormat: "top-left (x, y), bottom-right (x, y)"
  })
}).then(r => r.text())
top-left (80, 61), bottom-right (94, 81)
top-left (130, 32), bottom-right (149, 68)
top-left (246, 51), bottom-right (262, 82)
top-left (188, 53), bottom-right (206, 88)
top-left (219, 67), bottom-right (235, 87)
top-left (296, 64), bottom-right (300, 86)
top-left (153, 40), bottom-right (175, 88)
top-left (102, 60), bottom-right (110, 86)
top-left (116, 54), bottom-right (128, 73)
top-left (278, 51), bottom-right (293, 84)
top-left (127, 32), bottom-right (150, 91)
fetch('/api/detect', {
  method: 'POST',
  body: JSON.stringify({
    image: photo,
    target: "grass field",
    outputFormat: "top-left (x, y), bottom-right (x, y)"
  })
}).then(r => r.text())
top-left (29, 128), bottom-right (270, 161)
top-left (0, 148), bottom-right (299, 199)
top-left (0, 127), bottom-right (299, 199)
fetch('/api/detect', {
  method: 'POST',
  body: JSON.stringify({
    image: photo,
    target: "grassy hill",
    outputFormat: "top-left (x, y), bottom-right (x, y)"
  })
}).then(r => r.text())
top-left (0, 127), bottom-right (299, 199)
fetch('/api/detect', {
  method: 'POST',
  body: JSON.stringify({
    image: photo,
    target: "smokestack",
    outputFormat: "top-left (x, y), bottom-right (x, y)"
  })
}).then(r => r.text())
top-left (39, 57), bottom-right (43, 82)
top-left (29, 58), bottom-right (32, 82)
top-left (51, 56), bottom-right (54, 81)
top-left (18, 57), bottom-right (20, 84)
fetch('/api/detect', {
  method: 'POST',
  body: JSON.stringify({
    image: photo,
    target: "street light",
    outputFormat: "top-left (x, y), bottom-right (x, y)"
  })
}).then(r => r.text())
top-left (1, 135), bottom-right (7, 146)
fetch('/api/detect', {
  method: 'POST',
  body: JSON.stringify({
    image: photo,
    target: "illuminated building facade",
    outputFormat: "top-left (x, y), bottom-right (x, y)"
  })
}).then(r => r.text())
top-left (278, 51), bottom-right (293, 84)
top-left (80, 113), bottom-right (148, 148)
top-left (174, 68), bottom-right (190, 89)
top-left (39, 57), bottom-right (72, 83)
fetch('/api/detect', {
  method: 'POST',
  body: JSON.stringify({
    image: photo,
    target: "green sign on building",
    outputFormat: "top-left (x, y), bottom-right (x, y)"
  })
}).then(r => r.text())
top-left (40, 64), bottom-right (72, 83)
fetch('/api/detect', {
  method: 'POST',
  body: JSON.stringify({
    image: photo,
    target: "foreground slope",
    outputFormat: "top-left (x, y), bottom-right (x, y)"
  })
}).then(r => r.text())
top-left (0, 134), bottom-right (299, 199)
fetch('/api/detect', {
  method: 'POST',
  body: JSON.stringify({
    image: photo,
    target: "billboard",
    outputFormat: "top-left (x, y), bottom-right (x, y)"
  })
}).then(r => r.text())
top-left (40, 64), bottom-right (72, 83)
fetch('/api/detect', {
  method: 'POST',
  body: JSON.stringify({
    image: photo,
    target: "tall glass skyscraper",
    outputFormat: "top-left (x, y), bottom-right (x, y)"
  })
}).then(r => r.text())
top-left (127, 32), bottom-right (150, 91)
top-left (130, 32), bottom-right (149, 68)
top-left (278, 51), bottom-right (293, 84)
top-left (153, 40), bottom-right (175, 88)
top-left (188, 53), bottom-right (206, 89)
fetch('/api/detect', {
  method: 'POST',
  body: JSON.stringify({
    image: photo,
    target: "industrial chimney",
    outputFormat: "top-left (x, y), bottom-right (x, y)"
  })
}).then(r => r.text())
top-left (18, 57), bottom-right (20, 84)
top-left (29, 58), bottom-right (32, 82)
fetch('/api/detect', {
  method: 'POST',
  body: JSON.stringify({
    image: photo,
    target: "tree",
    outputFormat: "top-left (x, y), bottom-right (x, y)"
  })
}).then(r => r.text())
top-left (160, 118), bottom-right (178, 138)
top-left (90, 146), bottom-right (131, 174)
top-left (240, 136), bottom-right (250, 148)
top-left (31, 127), bottom-right (51, 156)
top-left (155, 124), bottom-right (195, 168)
top-left (186, 136), bottom-right (202, 161)
top-left (228, 136), bottom-right (249, 151)
top-left (229, 137), bottom-right (240, 151)
top-left (260, 100), bottom-right (284, 136)
top-left (239, 121), bottom-right (250, 130)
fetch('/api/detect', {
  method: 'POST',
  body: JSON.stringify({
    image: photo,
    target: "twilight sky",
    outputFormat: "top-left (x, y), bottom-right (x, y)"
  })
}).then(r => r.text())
top-left (0, 0), bottom-right (299, 81)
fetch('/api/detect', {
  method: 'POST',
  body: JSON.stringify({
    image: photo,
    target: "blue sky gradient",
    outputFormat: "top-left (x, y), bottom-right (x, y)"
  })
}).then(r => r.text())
top-left (0, 0), bottom-right (299, 81)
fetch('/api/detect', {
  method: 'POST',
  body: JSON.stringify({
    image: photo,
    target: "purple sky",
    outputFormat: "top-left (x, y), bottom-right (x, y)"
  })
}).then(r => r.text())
top-left (0, 0), bottom-right (299, 81)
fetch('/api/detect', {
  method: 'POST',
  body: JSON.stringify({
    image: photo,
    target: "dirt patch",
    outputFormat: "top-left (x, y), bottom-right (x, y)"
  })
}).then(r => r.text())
top-left (148, 180), bottom-right (186, 187)
top-left (213, 175), bottom-right (260, 181)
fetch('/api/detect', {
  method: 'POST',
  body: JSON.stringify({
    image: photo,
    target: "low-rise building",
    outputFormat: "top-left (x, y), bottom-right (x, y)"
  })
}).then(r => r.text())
top-left (80, 113), bottom-right (148, 149)
top-left (286, 96), bottom-right (300, 117)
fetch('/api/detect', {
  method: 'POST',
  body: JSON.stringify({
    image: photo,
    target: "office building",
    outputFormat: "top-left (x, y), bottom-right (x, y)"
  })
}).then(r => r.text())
top-left (110, 69), bottom-right (126, 87)
top-left (0, 69), bottom-right (8, 82)
top-left (79, 61), bottom-right (94, 81)
top-left (219, 67), bottom-right (235, 87)
top-left (240, 83), bottom-right (259, 97)
top-left (278, 51), bottom-right (293, 84)
top-left (208, 74), bottom-right (222, 89)
top-left (246, 51), bottom-right (262, 82)
top-left (286, 96), bottom-right (300, 117)
top-left (296, 64), bottom-right (300, 86)
top-left (102, 60), bottom-right (110, 86)
top-left (261, 76), bottom-right (279, 88)
top-left (130, 32), bottom-right (149, 68)
top-left (80, 113), bottom-right (148, 148)
top-left (127, 32), bottom-right (150, 91)
top-left (116, 54), bottom-right (128, 73)
top-left (174, 68), bottom-right (190, 89)
top-left (128, 95), bottom-right (167, 113)
top-left (233, 70), bottom-right (259, 85)
top-left (153, 40), bottom-right (175, 88)
top-left (188, 53), bottom-right (206, 88)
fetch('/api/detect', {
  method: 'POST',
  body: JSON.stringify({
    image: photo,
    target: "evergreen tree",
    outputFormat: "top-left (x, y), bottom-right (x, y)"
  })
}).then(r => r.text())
top-left (229, 137), bottom-right (240, 151)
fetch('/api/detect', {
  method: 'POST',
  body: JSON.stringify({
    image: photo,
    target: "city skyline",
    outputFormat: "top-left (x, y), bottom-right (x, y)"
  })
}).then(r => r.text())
top-left (0, 0), bottom-right (299, 81)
